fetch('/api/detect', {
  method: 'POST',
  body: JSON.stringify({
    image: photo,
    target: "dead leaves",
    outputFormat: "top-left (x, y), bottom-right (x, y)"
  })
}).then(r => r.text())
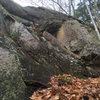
top-left (30, 74), bottom-right (100, 100)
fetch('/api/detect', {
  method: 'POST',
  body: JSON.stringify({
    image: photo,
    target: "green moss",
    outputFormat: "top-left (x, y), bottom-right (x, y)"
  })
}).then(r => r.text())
top-left (0, 48), bottom-right (26, 100)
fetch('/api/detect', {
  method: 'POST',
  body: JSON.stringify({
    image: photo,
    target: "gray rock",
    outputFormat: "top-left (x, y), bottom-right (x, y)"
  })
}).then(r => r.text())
top-left (0, 47), bottom-right (26, 100)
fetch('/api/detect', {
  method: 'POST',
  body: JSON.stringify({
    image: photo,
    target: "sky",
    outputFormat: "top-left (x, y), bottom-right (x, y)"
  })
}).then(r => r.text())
top-left (13, 0), bottom-right (33, 7)
top-left (13, 0), bottom-right (50, 7)
top-left (13, 0), bottom-right (79, 7)
top-left (13, 0), bottom-right (79, 14)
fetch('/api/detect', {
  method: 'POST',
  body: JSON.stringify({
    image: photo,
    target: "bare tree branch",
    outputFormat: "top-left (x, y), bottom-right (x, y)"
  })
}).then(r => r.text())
top-left (50, 0), bottom-right (68, 15)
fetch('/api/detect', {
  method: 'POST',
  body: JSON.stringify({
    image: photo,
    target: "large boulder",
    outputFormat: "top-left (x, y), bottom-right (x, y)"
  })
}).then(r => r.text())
top-left (57, 20), bottom-right (99, 53)
top-left (0, 47), bottom-right (26, 100)
top-left (56, 20), bottom-right (100, 76)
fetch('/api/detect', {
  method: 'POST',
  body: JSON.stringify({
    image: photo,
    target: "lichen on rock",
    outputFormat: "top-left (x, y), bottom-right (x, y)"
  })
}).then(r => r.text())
top-left (0, 47), bottom-right (26, 100)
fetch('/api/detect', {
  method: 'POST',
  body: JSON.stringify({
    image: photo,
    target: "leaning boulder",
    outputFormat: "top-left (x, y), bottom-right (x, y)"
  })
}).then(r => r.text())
top-left (57, 20), bottom-right (98, 53)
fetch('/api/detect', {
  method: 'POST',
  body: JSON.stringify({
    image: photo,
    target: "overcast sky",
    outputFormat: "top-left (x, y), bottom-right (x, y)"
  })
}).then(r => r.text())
top-left (13, 0), bottom-right (79, 14)
top-left (13, 0), bottom-right (33, 6)
top-left (13, 0), bottom-right (79, 7)
top-left (13, 0), bottom-right (50, 7)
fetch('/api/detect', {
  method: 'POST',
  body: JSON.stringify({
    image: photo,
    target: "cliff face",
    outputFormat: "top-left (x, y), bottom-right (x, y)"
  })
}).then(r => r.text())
top-left (0, 1), bottom-right (100, 99)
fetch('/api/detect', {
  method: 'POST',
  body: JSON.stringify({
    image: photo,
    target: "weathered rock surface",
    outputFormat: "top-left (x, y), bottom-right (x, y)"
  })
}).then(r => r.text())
top-left (57, 20), bottom-right (99, 53)
top-left (0, 2), bottom-right (100, 99)
top-left (10, 22), bottom-right (87, 85)
top-left (0, 47), bottom-right (26, 100)
top-left (56, 20), bottom-right (100, 76)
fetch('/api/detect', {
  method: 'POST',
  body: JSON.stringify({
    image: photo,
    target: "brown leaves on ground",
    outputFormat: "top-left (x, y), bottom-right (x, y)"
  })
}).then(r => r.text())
top-left (30, 74), bottom-right (100, 100)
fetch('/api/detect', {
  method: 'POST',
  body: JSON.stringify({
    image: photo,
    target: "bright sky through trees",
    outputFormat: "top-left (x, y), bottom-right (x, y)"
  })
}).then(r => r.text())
top-left (13, 0), bottom-right (79, 7)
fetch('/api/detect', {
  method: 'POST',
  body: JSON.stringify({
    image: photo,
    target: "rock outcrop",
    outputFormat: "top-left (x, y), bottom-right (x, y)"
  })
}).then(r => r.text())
top-left (0, 46), bottom-right (26, 100)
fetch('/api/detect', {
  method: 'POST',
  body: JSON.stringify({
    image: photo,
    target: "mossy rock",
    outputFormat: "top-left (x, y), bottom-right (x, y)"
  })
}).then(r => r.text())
top-left (0, 47), bottom-right (26, 100)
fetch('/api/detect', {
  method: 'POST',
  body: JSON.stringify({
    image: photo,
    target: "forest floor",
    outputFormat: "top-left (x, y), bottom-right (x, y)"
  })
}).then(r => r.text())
top-left (30, 74), bottom-right (100, 100)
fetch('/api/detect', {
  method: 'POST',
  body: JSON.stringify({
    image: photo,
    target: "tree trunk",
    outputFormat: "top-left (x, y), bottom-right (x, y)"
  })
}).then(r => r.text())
top-left (85, 0), bottom-right (100, 40)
